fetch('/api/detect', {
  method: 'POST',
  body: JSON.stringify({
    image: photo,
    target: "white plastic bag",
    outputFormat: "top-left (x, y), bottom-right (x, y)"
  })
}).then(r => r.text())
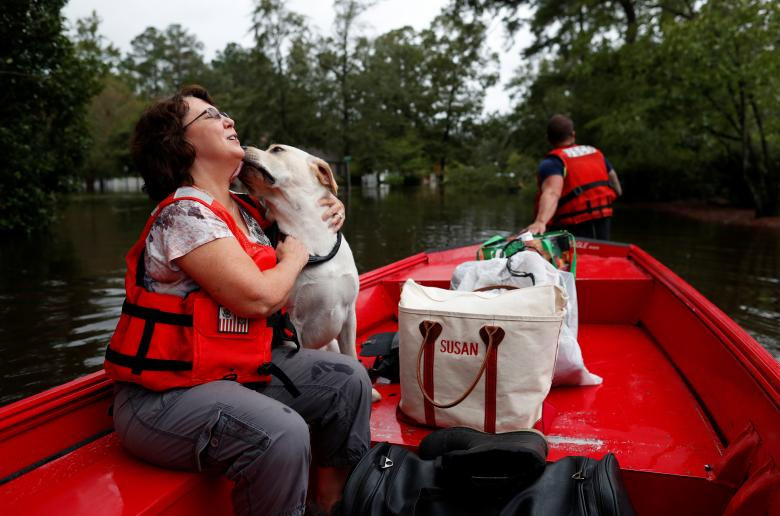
top-left (451, 252), bottom-right (602, 386)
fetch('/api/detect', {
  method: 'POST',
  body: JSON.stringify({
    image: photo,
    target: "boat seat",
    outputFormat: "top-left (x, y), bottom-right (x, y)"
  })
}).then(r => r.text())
top-left (2, 431), bottom-right (233, 516)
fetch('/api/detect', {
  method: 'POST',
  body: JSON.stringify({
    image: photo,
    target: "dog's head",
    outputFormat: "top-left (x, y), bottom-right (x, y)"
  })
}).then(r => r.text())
top-left (240, 144), bottom-right (337, 198)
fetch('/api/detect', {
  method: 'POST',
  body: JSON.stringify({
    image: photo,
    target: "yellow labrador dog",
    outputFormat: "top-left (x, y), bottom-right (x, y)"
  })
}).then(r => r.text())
top-left (241, 145), bottom-right (379, 399)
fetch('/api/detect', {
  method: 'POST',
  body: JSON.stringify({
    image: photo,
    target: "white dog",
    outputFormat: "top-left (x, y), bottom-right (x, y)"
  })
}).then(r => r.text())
top-left (240, 145), bottom-right (379, 399)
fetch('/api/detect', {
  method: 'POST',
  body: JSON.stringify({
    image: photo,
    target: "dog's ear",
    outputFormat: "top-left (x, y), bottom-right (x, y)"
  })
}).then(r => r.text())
top-left (311, 157), bottom-right (338, 196)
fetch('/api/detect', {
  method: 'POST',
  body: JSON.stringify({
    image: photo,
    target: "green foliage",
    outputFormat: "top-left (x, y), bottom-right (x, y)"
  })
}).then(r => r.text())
top-left (656, 0), bottom-right (780, 215)
top-left (487, 0), bottom-right (780, 215)
top-left (446, 161), bottom-right (520, 192)
top-left (10, 0), bottom-right (777, 232)
top-left (0, 0), bottom-right (102, 233)
top-left (83, 77), bottom-right (146, 190)
top-left (418, 12), bottom-right (499, 176)
top-left (122, 24), bottom-right (206, 99)
top-left (72, 12), bottom-right (140, 191)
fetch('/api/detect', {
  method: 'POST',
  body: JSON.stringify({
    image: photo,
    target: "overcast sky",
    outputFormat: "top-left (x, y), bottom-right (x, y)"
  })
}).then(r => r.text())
top-left (63, 0), bottom-right (531, 114)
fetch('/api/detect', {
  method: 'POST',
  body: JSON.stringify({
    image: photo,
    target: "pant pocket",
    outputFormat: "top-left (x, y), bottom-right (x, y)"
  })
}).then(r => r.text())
top-left (197, 409), bottom-right (271, 479)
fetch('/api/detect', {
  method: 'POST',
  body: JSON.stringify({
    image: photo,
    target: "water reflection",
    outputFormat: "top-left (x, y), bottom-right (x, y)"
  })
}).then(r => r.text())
top-left (360, 184), bottom-right (391, 201)
top-left (0, 190), bottom-right (777, 405)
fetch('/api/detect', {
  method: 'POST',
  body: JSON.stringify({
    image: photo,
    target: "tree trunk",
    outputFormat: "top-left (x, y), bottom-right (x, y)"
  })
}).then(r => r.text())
top-left (736, 81), bottom-right (767, 217)
top-left (616, 0), bottom-right (638, 44)
top-left (749, 96), bottom-right (778, 217)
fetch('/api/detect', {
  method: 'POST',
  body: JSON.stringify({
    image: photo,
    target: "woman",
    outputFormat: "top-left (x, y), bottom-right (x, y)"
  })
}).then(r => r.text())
top-left (105, 85), bottom-right (371, 516)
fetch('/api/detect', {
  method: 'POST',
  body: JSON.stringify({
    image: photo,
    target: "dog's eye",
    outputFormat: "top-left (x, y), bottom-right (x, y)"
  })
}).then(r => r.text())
top-left (270, 146), bottom-right (284, 153)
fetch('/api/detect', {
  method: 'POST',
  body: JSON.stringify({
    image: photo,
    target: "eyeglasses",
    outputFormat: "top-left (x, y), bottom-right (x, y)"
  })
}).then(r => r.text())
top-left (182, 107), bottom-right (231, 130)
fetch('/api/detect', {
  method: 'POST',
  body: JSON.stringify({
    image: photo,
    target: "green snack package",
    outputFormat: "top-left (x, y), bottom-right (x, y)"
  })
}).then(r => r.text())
top-left (477, 231), bottom-right (577, 276)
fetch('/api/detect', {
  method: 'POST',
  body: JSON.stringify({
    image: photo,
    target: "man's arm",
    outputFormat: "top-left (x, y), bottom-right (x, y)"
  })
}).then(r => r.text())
top-left (524, 175), bottom-right (564, 235)
top-left (607, 168), bottom-right (622, 197)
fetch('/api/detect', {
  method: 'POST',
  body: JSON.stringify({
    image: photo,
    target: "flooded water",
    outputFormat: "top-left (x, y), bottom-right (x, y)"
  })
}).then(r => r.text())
top-left (1, 188), bottom-right (778, 406)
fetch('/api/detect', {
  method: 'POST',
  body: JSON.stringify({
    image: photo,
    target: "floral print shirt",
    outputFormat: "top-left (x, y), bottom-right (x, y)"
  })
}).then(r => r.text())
top-left (143, 187), bottom-right (271, 297)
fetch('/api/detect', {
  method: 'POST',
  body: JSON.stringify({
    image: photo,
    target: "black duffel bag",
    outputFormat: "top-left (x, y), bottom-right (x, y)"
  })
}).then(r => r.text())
top-left (341, 428), bottom-right (634, 516)
top-left (500, 453), bottom-right (636, 516)
top-left (339, 441), bottom-right (436, 516)
top-left (341, 428), bottom-right (548, 516)
top-left (340, 441), bottom-right (519, 516)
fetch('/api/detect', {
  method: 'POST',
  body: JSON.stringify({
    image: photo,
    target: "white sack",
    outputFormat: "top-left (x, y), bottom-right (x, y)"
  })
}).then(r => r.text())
top-left (451, 252), bottom-right (602, 386)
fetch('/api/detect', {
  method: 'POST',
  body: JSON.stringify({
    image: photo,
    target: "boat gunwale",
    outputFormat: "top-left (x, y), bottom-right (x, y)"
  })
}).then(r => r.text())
top-left (628, 244), bottom-right (780, 409)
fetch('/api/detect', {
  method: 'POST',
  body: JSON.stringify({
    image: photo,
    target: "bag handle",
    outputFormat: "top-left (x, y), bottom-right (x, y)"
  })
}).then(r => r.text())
top-left (472, 285), bottom-right (519, 292)
top-left (415, 321), bottom-right (505, 409)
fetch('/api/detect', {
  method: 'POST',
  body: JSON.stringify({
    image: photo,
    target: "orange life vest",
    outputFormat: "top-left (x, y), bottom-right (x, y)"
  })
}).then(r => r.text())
top-left (538, 145), bottom-right (617, 227)
top-left (104, 187), bottom-right (288, 391)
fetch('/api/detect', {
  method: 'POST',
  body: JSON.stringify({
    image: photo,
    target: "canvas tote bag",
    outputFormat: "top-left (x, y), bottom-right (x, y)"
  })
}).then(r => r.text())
top-left (398, 279), bottom-right (565, 433)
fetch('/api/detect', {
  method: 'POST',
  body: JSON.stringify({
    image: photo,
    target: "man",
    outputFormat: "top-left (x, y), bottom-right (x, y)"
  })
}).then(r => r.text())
top-left (524, 114), bottom-right (622, 240)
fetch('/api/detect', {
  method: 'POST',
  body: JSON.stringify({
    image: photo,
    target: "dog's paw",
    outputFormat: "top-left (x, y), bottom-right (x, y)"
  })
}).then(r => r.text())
top-left (371, 387), bottom-right (382, 403)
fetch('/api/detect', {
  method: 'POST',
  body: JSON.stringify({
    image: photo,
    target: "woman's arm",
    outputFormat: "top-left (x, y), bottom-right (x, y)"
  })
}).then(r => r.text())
top-left (175, 235), bottom-right (309, 318)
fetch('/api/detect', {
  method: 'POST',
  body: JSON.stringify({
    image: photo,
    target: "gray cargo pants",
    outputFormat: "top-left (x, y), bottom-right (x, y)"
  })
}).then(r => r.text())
top-left (112, 346), bottom-right (372, 516)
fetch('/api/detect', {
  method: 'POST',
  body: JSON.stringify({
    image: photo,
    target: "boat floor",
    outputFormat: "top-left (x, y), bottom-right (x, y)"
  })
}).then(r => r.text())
top-left (363, 322), bottom-right (722, 479)
top-left (359, 248), bottom-right (724, 481)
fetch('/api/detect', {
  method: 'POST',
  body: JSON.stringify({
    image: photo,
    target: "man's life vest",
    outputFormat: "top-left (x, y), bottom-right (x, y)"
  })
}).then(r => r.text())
top-left (104, 187), bottom-right (295, 392)
top-left (537, 145), bottom-right (617, 227)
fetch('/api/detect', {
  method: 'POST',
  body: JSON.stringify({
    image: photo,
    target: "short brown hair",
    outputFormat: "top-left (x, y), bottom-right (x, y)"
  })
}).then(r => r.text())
top-left (131, 85), bottom-right (215, 202)
top-left (547, 114), bottom-right (574, 146)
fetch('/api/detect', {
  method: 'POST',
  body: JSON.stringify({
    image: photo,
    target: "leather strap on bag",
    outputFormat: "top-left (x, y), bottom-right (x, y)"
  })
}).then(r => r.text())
top-left (473, 285), bottom-right (519, 292)
top-left (418, 320), bottom-right (442, 425)
top-left (416, 321), bottom-right (505, 410)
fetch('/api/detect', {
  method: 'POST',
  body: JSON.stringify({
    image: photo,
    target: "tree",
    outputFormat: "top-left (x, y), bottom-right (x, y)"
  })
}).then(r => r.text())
top-left (0, 0), bottom-right (102, 233)
top-left (82, 77), bottom-right (145, 191)
top-left (318, 0), bottom-right (375, 161)
top-left (658, 0), bottom-right (779, 216)
top-left (72, 12), bottom-right (138, 192)
top-left (467, 0), bottom-right (779, 212)
top-left (122, 24), bottom-right (206, 98)
top-left (242, 0), bottom-right (332, 149)
top-left (419, 12), bottom-right (498, 180)
top-left (351, 27), bottom-right (430, 177)
top-left (72, 11), bottom-right (121, 77)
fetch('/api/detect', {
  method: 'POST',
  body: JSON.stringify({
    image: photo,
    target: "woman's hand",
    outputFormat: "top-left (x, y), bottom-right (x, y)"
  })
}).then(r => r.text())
top-left (319, 195), bottom-right (346, 232)
top-left (276, 235), bottom-right (309, 270)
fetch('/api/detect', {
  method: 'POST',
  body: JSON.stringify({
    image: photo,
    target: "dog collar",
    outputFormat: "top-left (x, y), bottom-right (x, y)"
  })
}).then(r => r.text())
top-left (306, 232), bottom-right (342, 266)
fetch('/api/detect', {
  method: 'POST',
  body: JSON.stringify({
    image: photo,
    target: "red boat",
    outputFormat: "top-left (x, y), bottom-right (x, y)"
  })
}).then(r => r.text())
top-left (1, 241), bottom-right (778, 515)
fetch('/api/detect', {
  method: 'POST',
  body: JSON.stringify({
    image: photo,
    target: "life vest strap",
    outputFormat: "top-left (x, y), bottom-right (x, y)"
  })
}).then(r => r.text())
top-left (558, 180), bottom-right (611, 208)
top-left (555, 202), bottom-right (613, 224)
top-left (258, 362), bottom-right (301, 397)
top-left (104, 347), bottom-right (193, 371)
top-left (122, 300), bottom-right (194, 326)
top-left (267, 310), bottom-right (300, 350)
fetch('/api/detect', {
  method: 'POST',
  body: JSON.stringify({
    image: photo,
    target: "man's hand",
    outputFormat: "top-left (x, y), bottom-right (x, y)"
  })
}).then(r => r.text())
top-left (524, 221), bottom-right (547, 236)
top-left (320, 195), bottom-right (346, 232)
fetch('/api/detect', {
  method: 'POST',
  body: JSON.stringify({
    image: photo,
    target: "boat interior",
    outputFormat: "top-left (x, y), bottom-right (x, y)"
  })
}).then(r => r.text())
top-left (1, 241), bottom-right (778, 515)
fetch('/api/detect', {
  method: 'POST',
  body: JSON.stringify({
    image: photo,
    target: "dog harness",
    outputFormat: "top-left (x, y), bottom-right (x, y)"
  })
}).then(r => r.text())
top-left (105, 188), bottom-right (299, 393)
top-left (536, 145), bottom-right (617, 227)
top-left (307, 231), bottom-right (343, 265)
